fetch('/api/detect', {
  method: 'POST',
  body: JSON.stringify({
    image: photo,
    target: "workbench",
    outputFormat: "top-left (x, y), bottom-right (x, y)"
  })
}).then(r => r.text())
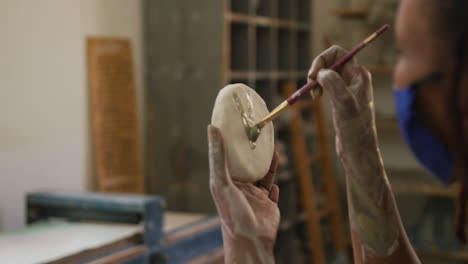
top-left (0, 191), bottom-right (223, 264)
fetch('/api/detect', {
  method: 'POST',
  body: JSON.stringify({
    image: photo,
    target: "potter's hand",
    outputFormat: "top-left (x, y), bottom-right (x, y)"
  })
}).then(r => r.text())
top-left (308, 45), bottom-right (377, 167)
top-left (308, 46), bottom-right (421, 263)
top-left (307, 46), bottom-right (421, 264)
top-left (208, 125), bottom-right (279, 264)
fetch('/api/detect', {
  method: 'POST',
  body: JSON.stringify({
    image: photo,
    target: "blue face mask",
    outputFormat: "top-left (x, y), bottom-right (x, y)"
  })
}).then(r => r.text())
top-left (394, 75), bottom-right (454, 184)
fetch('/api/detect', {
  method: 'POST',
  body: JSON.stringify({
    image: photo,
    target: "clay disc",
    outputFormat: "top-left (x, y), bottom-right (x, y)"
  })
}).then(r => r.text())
top-left (211, 83), bottom-right (274, 182)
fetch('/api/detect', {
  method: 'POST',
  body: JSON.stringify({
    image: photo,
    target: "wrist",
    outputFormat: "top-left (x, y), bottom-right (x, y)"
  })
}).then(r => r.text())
top-left (223, 233), bottom-right (275, 264)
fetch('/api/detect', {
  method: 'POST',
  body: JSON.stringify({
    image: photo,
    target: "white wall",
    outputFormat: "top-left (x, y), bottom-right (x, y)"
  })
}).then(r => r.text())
top-left (0, 0), bottom-right (143, 231)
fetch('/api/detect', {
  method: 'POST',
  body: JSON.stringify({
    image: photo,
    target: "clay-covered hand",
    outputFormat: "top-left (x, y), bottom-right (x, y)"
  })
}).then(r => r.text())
top-left (208, 125), bottom-right (279, 264)
top-left (308, 46), bottom-right (422, 264)
top-left (308, 45), bottom-right (378, 168)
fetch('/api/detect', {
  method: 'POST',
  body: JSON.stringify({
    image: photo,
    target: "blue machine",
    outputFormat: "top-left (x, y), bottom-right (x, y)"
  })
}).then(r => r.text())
top-left (22, 191), bottom-right (223, 264)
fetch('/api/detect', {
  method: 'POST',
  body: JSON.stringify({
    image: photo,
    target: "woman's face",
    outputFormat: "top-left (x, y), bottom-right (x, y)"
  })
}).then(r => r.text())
top-left (394, 0), bottom-right (455, 150)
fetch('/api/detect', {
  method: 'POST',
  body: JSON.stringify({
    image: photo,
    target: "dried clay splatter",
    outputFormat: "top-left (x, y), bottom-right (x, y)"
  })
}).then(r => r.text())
top-left (233, 91), bottom-right (258, 149)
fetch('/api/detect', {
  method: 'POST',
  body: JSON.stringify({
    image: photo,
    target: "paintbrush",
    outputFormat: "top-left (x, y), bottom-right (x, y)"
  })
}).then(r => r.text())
top-left (245, 24), bottom-right (391, 142)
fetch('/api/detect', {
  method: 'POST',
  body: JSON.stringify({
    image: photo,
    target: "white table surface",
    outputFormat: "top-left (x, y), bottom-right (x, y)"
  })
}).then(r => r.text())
top-left (0, 211), bottom-right (206, 264)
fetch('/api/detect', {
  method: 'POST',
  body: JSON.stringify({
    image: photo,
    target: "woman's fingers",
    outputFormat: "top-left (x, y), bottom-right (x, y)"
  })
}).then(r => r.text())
top-left (269, 184), bottom-right (279, 203)
top-left (308, 54), bottom-right (325, 82)
top-left (257, 152), bottom-right (279, 192)
top-left (340, 56), bottom-right (362, 86)
top-left (357, 65), bottom-right (373, 102)
top-left (308, 45), bottom-right (349, 79)
top-left (307, 55), bottom-right (325, 98)
top-left (317, 69), bottom-right (358, 111)
top-left (308, 45), bottom-right (351, 98)
top-left (208, 125), bottom-right (232, 190)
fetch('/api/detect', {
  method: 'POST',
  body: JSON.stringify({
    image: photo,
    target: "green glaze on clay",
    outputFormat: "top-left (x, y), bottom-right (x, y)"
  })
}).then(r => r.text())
top-left (233, 91), bottom-right (260, 149)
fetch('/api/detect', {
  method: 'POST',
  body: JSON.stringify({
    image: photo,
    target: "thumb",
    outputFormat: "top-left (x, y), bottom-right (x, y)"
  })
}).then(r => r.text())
top-left (317, 69), bottom-right (358, 117)
top-left (207, 125), bottom-right (232, 189)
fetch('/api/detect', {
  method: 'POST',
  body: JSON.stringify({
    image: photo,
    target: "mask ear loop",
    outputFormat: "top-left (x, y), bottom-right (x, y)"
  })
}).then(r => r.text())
top-left (449, 2), bottom-right (468, 244)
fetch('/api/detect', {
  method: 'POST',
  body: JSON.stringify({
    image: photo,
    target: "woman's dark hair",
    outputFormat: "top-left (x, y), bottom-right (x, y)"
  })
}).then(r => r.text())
top-left (430, 0), bottom-right (467, 41)
top-left (428, 0), bottom-right (468, 244)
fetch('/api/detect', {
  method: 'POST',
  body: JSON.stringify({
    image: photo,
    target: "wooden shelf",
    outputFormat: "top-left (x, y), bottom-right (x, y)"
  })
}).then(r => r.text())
top-left (297, 100), bottom-right (314, 110)
top-left (228, 71), bottom-right (308, 81)
top-left (276, 171), bottom-right (294, 182)
top-left (417, 248), bottom-right (468, 261)
top-left (226, 12), bottom-right (310, 31)
top-left (367, 64), bottom-right (394, 74)
top-left (228, 65), bottom-right (394, 80)
top-left (227, 71), bottom-right (252, 80)
top-left (387, 168), bottom-right (458, 198)
top-left (391, 181), bottom-right (458, 198)
top-left (277, 71), bottom-right (308, 79)
top-left (226, 12), bottom-right (250, 24)
top-left (326, 117), bottom-right (399, 134)
top-left (279, 207), bottom-right (331, 231)
top-left (332, 7), bottom-right (368, 19)
top-left (278, 219), bottom-right (293, 231)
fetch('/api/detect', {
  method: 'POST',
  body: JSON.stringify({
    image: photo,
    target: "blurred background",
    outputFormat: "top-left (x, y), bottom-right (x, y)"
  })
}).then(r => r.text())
top-left (0, 0), bottom-right (465, 263)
